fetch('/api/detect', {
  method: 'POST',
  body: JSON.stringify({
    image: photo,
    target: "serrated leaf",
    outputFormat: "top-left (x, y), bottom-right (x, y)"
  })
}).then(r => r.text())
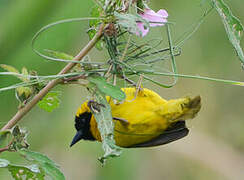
top-left (44, 49), bottom-right (74, 60)
top-left (0, 159), bottom-right (45, 180)
top-left (19, 150), bottom-right (65, 180)
top-left (19, 150), bottom-right (58, 168)
top-left (38, 91), bottom-right (61, 112)
top-left (88, 75), bottom-right (126, 101)
top-left (212, 0), bottom-right (244, 64)
top-left (89, 90), bottom-right (121, 165)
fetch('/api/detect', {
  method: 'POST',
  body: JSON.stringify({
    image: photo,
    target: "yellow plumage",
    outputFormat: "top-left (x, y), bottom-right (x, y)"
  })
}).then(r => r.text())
top-left (74, 88), bottom-right (201, 147)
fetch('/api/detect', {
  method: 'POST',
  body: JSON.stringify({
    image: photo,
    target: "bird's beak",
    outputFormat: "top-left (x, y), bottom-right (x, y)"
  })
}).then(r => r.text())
top-left (70, 130), bottom-right (83, 147)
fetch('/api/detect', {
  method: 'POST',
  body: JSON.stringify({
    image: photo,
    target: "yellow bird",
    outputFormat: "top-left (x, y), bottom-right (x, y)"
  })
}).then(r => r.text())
top-left (70, 88), bottom-right (201, 148)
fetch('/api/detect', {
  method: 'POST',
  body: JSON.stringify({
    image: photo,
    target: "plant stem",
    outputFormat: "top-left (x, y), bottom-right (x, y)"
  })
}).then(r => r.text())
top-left (1, 24), bottom-right (105, 131)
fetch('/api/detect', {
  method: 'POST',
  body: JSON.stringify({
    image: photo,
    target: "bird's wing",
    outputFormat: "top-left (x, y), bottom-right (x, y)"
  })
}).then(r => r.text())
top-left (127, 121), bottom-right (189, 148)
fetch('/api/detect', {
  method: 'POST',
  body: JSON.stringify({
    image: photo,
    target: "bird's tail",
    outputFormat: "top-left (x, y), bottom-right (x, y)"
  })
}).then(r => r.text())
top-left (159, 96), bottom-right (201, 122)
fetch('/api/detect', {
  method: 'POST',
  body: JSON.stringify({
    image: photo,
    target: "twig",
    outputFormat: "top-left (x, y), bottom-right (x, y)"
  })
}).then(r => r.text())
top-left (0, 138), bottom-right (14, 153)
top-left (0, 146), bottom-right (10, 153)
top-left (62, 74), bottom-right (87, 83)
top-left (120, 74), bottom-right (137, 86)
top-left (1, 24), bottom-right (105, 131)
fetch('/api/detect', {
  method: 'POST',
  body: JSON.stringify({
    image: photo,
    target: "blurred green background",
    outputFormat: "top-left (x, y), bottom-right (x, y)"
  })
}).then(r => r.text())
top-left (0, 0), bottom-right (244, 179)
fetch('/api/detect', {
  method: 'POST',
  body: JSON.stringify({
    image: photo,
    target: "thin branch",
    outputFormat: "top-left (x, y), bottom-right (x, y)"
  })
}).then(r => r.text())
top-left (120, 74), bottom-right (136, 86)
top-left (62, 74), bottom-right (87, 83)
top-left (0, 138), bottom-right (14, 153)
top-left (1, 24), bottom-right (105, 131)
top-left (0, 146), bottom-right (10, 153)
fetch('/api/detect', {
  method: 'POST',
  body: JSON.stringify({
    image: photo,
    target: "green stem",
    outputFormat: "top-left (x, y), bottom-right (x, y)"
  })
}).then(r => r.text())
top-left (166, 24), bottom-right (178, 84)
top-left (137, 70), bottom-right (244, 86)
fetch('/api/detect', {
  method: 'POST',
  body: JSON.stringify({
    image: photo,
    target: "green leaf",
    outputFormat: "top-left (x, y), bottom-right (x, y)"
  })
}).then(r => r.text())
top-left (41, 162), bottom-right (64, 180)
top-left (88, 75), bottom-right (126, 101)
top-left (0, 159), bottom-right (10, 168)
top-left (0, 159), bottom-right (45, 180)
top-left (87, 27), bottom-right (96, 40)
top-left (8, 164), bottom-right (45, 180)
top-left (88, 89), bottom-right (121, 165)
top-left (19, 150), bottom-right (58, 167)
top-left (44, 49), bottom-right (74, 60)
top-left (19, 150), bottom-right (65, 180)
top-left (95, 40), bottom-right (104, 50)
top-left (38, 91), bottom-right (61, 112)
top-left (212, 0), bottom-right (244, 64)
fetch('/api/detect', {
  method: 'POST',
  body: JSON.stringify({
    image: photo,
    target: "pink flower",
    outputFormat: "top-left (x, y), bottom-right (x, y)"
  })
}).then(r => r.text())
top-left (136, 9), bottom-right (168, 37)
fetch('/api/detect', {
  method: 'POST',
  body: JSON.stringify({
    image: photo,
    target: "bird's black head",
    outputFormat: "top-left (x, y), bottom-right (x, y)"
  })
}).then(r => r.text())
top-left (70, 112), bottom-right (95, 147)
